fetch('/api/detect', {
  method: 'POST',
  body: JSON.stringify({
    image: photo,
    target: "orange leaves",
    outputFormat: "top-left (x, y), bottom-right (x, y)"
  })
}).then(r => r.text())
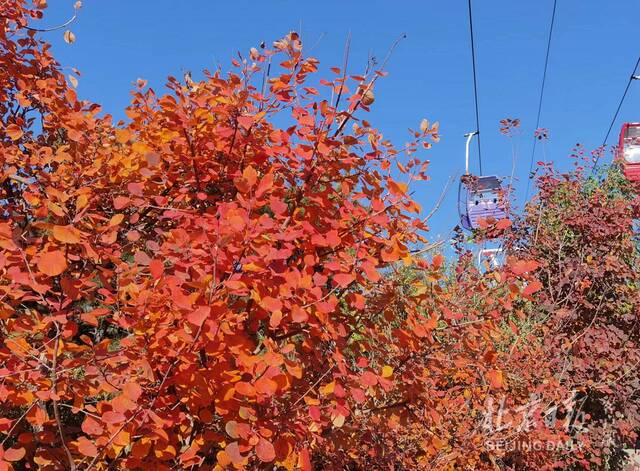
top-left (381, 239), bottom-right (407, 263)
top-left (115, 128), bottom-right (134, 144)
top-left (2, 447), bottom-right (26, 462)
top-left (227, 211), bottom-right (246, 232)
top-left (220, 442), bottom-right (245, 467)
top-left (234, 165), bottom-right (258, 193)
top-left (37, 250), bottom-right (67, 276)
top-left (333, 272), bottom-right (354, 288)
top-left (6, 124), bottom-right (23, 141)
top-left (234, 382), bottom-right (256, 397)
top-left (52, 225), bottom-right (81, 244)
top-left (261, 295), bottom-right (283, 326)
top-left (486, 369), bottom-right (504, 389)
top-left (387, 178), bottom-right (408, 196)
top-left (76, 437), bottom-right (98, 457)
top-left (0, 16), bottom-right (456, 470)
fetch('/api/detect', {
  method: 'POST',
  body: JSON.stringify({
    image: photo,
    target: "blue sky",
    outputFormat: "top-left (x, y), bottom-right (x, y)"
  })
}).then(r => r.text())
top-left (41, 0), bottom-right (640, 246)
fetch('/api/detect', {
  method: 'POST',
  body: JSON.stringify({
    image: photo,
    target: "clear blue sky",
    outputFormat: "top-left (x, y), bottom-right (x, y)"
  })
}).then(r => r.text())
top-left (41, 0), bottom-right (640, 245)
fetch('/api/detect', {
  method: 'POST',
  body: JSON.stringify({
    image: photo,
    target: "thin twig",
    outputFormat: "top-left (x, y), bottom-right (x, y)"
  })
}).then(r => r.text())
top-left (0, 402), bottom-right (37, 447)
top-left (52, 324), bottom-right (76, 470)
top-left (292, 365), bottom-right (335, 407)
top-left (426, 175), bottom-right (455, 221)
top-left (7, 7), bottom-right (79, 32)
top-left (333, 33), bottom-right (406, 138)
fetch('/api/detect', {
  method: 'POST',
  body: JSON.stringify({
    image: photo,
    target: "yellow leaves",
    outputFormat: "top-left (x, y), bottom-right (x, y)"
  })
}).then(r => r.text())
top-left (76, 193), bottom-right (89, 210)
top-left (420, 118), bottom-right (429, 132)
top-left (109, 213), bottom-right (125, 227)
top-left (243, 262), bottom-right (263, 272)
top-left (52, 224), bottom-right (81, 244)
top-left (68, 74), bottom-right (78, 88)
top-left (63, 30), bottom-right (76, 44)
top-left (160, 129), bottom-right (180, 143)
top-left (319, 381), bottom-right (335, 396)
top-left (381, 365), bottom-right (394, 378)
top-left (131, 141), bottom-right (151, 155)
top-left (37, 250), bottom-right (67, 277)
top-left (47, 201), bottom-right (66, 217)
top-left (332, 413), bottom-right (346, 428)
top-left (6, 124), bottom-right (23, 141)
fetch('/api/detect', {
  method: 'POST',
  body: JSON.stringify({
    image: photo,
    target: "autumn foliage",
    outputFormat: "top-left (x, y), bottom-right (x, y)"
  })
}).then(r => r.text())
top-left (1, 2), bottom-right (640, 470)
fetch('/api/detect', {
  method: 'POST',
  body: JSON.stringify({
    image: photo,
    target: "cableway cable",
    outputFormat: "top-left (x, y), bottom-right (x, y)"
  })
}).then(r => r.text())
top-left (592, 55), bottom-right (640, 172)
top-left (524, 0), bottom-right (558, 203)
top-left (467, 0), bottom-right (483, 174)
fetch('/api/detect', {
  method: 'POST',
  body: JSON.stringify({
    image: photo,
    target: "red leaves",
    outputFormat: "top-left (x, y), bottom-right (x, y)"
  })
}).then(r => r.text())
top-left (494, 218), bottom-right (512, 230)
top-left (234, 165), bottom-right (258, 193)
top-left (113, 195), bottom-right (130, 210)
top-left (149, 259), bottom-right (164, 279)
top-left (102, 411), bottom-right (126, 424)
top-left (298, 449), bottom-right (312, 471)
top-left (510, 259), bottom-right (540, 276)
top-left (186, 306), bottom-right (210, 327)
top-left (333, 273), bottom-right (354, 288)
top-left (261, 296), bottom-right (282, 313)
top-left (256, 437), bottom-right (276, 462)
top-left (522, 280), bottom-right (543, 297)
top-left (432, 254), bottom-right (444, 270)
top-left (81, 416), bottom-right (103, 436)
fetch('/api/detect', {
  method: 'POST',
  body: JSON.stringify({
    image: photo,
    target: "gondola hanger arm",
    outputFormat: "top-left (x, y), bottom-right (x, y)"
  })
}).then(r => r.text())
top-left (464, 131), bottom-right (479, 175)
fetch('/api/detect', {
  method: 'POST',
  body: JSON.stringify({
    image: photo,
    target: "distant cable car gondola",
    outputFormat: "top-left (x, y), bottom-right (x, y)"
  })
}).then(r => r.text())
top-left (458, 131), bottom-right (507, 231)
top-left (477, 247), bottom-right (504, 270)
top-left (618, 122), bottom-right (640, 182)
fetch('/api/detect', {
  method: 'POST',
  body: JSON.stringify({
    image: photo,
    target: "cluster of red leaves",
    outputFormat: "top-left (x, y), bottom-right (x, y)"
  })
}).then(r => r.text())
top-left (498, 164), bottom-right (640, 469)
top-left (322, 162), bottom-right (640, 470)
top-left (2, 2), bottom-right (639, 470)
top-left (0, 2), bottom-right (440, 469)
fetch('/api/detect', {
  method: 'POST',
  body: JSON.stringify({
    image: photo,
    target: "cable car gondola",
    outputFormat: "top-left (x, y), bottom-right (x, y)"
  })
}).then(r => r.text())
top-left (458, 131), bottom-right (507, 231)
top-left (618, 122), bottom-right (640, 182)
